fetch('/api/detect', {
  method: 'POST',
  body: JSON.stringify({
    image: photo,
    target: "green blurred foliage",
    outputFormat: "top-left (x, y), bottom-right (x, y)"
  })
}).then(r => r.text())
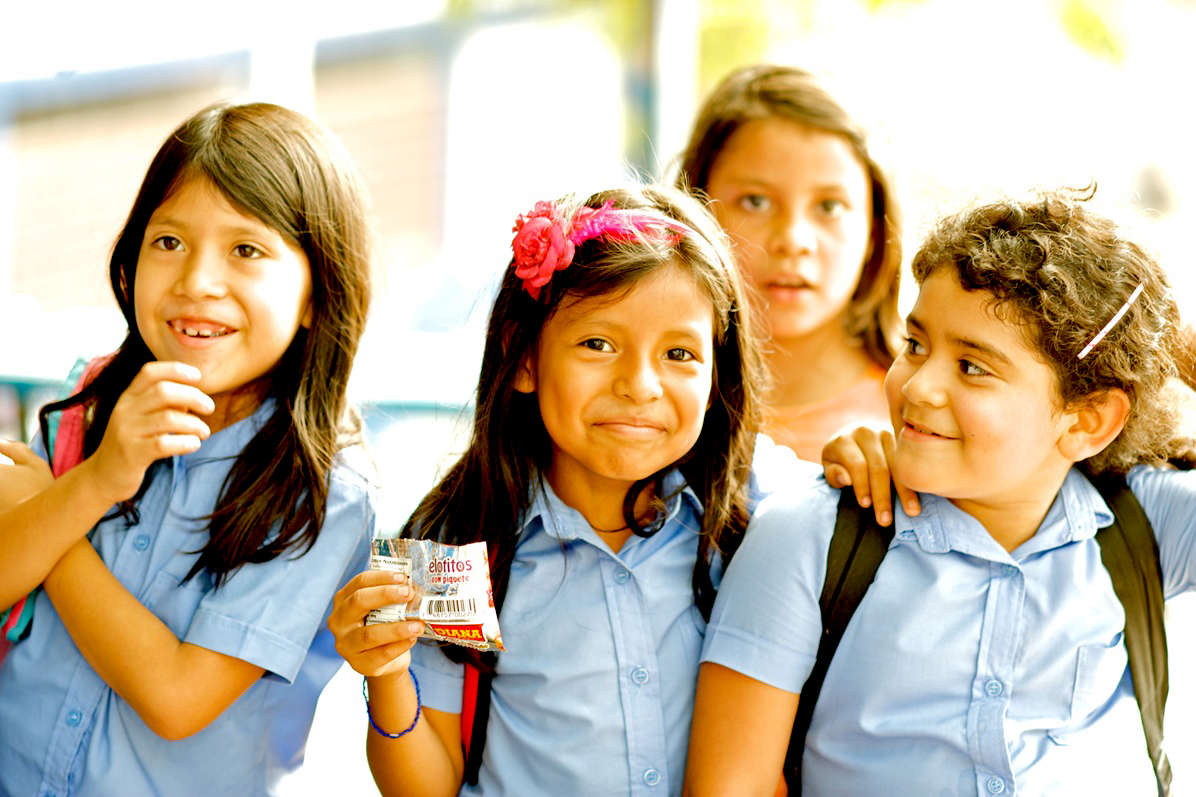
top-left (1060, 0), bottom-right (1124, 62)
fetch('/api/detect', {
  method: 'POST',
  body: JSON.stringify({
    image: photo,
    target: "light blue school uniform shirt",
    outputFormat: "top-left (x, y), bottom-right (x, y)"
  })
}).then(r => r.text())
top-left (411, 444), bottom-right (818, 797)
top-left (0, 400), bottom-right (376, 797)
top-left (703, 466), bottom-right (1196, 796)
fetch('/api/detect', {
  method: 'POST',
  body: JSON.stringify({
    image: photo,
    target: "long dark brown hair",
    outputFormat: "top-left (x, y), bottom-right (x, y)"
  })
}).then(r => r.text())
top-left (405, 184), bottom-right (764, 668)
top-left (38, 102), bottom-right (373, 585)
top-left (676, 64), bottom-right (903, 368)
top-left (912, 187), bottom-right (1196, 475)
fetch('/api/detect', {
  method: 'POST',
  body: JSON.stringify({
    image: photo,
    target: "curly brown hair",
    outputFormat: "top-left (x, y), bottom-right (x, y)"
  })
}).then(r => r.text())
top-left (911, 187), bottom-right (1193, 475)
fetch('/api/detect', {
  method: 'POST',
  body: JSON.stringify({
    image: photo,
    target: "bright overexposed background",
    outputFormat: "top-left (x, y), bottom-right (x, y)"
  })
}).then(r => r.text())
top-left (2, 1), bottom-right (1194, 794)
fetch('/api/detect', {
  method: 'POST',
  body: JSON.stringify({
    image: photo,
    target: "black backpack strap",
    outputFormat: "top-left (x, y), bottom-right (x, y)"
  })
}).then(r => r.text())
top-left (1091, 473), bottom-right (1171, 797)
top-left (783, 488), bottom-right (895, 791)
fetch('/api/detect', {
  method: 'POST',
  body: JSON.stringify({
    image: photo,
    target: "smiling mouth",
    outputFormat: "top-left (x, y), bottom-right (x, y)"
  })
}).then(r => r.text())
top-left (904, 419), bottom-right (952, 439)
top-left (170, 320), bottom-right (233, 339)
top-left (597, 419), bottom-right (664, 434)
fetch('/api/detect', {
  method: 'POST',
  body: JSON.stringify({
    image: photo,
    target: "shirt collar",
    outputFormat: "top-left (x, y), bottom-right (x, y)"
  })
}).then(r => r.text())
top-left (892, 467), bottom-right (1112, 561)
top-left (523, 468), bottom-right (702, 542)
top-left (172, 397), bottom-right (276, 476)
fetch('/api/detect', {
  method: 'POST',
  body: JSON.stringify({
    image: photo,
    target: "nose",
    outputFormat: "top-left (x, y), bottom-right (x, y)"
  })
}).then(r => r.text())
top-left (615, 353), bottom-right (664, 404)
top-left (900, 359), bottom-right (948, 409)
top-left (770, 209), bottom-right (815, 257)
top-left (175, 247), bottom-right (227, 301)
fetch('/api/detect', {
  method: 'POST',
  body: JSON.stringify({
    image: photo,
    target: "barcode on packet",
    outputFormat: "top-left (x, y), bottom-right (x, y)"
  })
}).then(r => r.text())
top-left (422, 597), bottom-right (478, 619)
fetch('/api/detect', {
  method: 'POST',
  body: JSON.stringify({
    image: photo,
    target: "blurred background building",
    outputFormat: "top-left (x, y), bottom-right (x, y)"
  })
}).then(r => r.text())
top-left (2, 1), bottom-right (1193, 793)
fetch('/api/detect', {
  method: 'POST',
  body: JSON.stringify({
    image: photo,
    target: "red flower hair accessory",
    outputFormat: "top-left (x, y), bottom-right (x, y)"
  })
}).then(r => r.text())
top-left (511, 200), bottom-right (687, 299)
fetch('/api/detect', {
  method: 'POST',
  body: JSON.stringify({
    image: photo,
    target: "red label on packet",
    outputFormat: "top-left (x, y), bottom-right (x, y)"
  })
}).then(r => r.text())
top-left (365, 538), bottom-right (505, 652)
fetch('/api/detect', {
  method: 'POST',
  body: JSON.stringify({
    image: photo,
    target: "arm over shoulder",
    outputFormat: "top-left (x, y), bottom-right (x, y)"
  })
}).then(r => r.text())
top-left (1128, 465), bottom-right (1196, 598)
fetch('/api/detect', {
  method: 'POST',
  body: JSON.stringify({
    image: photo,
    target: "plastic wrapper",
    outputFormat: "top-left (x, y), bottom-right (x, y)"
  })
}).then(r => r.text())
top-left (365, 538), bottom-right (505, 651)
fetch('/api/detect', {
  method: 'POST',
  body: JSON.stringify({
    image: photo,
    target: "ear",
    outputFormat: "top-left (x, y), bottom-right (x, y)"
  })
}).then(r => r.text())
top-left (301, 300), bottom-right (313, 329)
top-left (1057, 388), bottom-right (1131, 463)
top-left (513, 353), bottom-right (536, 394)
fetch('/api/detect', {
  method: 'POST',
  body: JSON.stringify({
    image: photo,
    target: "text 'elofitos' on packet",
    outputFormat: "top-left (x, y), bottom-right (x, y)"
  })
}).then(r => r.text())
top-left (365, 538), bottom-right (505, 652)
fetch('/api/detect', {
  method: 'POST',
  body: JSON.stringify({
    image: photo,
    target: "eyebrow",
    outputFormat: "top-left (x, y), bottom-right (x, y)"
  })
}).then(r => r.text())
top-left (906, 314), bottom-right (1013, 366)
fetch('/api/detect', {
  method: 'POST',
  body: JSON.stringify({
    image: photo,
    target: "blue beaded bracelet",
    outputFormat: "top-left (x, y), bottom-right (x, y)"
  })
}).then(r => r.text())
top-left (363, 670), bottom-right (421, 739)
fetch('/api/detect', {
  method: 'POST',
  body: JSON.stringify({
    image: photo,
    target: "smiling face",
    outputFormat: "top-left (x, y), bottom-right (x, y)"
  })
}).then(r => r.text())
top-left (515, 263), bottom-right (715, 511)
top-left (134, 176), bottom-right (312, 429)
top-left (885, 269), bottom-right (1078, 517)
top-left (705, 118), bottom-right (872, 344)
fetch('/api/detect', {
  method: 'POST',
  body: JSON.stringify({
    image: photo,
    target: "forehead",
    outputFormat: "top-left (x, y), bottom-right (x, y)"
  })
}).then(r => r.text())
top-left (715, 118), bottom-right (868, 185)
top-left (551, 264), bottom-right (714, 328)
top-left (912, 270), bottom-right (1050, 363)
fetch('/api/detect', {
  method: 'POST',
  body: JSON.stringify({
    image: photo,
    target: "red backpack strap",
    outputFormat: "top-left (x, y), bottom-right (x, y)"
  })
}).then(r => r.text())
top-left (461, 663), bottom-right (479, 757)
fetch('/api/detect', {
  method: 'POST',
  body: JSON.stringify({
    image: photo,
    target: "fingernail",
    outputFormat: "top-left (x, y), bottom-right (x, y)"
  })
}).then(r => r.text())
top-left (880, 511), bottom-right (892, 525)
top-left (407, 622), bottom-right (422, 635)
top-left (860, 496), bottom-right (872, 508)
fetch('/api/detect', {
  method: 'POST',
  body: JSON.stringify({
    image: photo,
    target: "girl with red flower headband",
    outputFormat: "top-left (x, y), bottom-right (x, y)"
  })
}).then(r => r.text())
top-left (328, 184), bottom-right (810, 796)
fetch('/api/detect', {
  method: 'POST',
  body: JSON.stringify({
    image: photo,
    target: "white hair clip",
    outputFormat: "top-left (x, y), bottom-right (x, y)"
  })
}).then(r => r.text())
top-left (1077, 282), bottom-right (1145, 360)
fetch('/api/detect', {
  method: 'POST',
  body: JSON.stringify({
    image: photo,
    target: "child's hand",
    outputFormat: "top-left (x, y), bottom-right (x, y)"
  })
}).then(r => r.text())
top-left (821, 423), bottom-right (920, 526)
top-left (328, 570), bottom-right (426, 679)
top-left (0, 440), bottom-right (53, 510)
top-left (87, 361), bottom-right (214, 503)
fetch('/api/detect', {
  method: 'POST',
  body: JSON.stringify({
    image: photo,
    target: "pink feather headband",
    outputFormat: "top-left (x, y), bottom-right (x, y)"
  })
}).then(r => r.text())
top-left (511, 200), bottom-right (687, 299)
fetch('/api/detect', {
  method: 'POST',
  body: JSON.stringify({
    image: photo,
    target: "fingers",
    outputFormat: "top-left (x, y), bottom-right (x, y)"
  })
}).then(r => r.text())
top-left (330, 570), bottom-right (413, 630)
top-left (112, 363), bottom-right (216, 450)
top-left (126, 361), bottom-right (216, 418)
top-left (821, 424), bottom-right (901, 526)
top-left (821, 428), bottom-right (873, 506)
top-left (329, 570), bottom-right (426, 677)
top-left (85, 362), bottom-right (219, 502)
top-left (0, 440), bottom-right (39, 466)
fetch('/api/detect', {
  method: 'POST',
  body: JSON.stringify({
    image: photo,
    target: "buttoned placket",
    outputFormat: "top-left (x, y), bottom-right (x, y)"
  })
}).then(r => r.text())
top-left (593, 532), bottom-right (672, 795)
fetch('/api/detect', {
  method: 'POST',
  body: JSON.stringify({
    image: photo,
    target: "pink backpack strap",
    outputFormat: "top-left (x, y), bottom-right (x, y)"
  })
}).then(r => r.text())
top-left (51, 355), bottom-right (109, 477)
top-left (2, 355), bottom-right (111, 645)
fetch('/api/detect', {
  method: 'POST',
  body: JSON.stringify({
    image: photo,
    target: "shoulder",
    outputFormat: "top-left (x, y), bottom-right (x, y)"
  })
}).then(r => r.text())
top-left (1125, 464), bottom-right (1196, 528)
top-left (330, 442), bottom-right (380, 499)
top-left (1125, 465), bottom-right (1196, 589)
top-left (747, 433), bottom-right (823, 506)
top-left (733, 477), bottom-right (840, 580)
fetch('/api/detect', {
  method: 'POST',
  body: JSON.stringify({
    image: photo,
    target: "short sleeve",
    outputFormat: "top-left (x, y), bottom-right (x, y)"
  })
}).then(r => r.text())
top-left (183, 459), bottom-right (376, 682)
top-left (409, 639), bottom-right (465, 714)
top-left (1128, 465), bottom-right (1196, 599)
top-left (701, 479), bottom-right (838, 694)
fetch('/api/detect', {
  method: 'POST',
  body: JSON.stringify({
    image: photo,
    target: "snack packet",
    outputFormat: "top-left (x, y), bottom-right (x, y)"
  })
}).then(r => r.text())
top-left (366, 538), bottom-right (505, 652)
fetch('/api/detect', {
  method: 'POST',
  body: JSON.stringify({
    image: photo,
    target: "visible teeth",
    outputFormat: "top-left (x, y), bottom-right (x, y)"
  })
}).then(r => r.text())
top-left (173, 322), bottom-right (229, 338)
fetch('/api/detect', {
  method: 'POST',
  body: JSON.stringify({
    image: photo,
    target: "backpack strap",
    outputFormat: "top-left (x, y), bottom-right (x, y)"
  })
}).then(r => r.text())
top-left (461, 654), bottom-right (496, 785)
top-left (1, 356), bottom-right (103, 644)
top-left (1091, 473), bottom-right (1171, 797)
top-left (460, 553), bottom-right (511, 786)
top-left (783, 488), bottom-right (894, 791)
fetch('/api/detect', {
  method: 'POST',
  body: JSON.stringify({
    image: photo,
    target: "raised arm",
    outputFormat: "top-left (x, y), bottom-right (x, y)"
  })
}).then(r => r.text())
top-left (328, 570), bottom-right (464, 797)
top-left (0, 362), bottom-right (211, 609)
top-left (43, 540), bottom-right (264, 739)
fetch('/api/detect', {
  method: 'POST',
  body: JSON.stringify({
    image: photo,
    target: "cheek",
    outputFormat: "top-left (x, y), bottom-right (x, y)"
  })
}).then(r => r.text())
top-left (824, 226), bottom-right (870, 296)
top-left (883, 366), bottom-right (906, 414)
